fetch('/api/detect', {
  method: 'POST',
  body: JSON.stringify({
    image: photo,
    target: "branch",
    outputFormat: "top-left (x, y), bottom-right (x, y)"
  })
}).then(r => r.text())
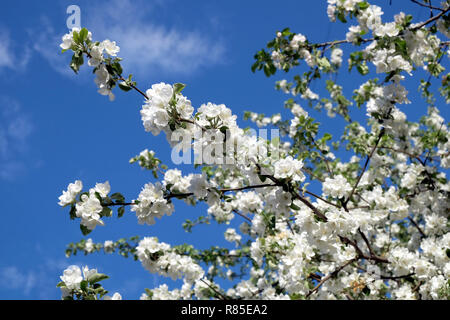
top-left (301, 167), bottom-right (325, 183)
top-left (411, 7), bottom-right (450, 30)
top-left (312, 38), bottom-right (375, 50)
top-left (306, 258), bottom-right (357, 298)
top-left (232, 209), bottom-right (252, 223)
top-left (119, 76), bottom-right (148, 100)
top-left (357, 229), bottom-right (389, 263)
top-left (410, 0), bottom-right (445, 12)
top-left (304, 190), bottom-right (341, 209)
top-left (339, 235), bottom-right (389, 264)
top-left (375, 145), bottom-right (425, 165)
top-left (292, 191), bottom-right (328, 222)
top-left (220, 183), bottom-right (280, 193)
top-left (344, 128), bottom-right (385, 206)
top-left (408, 216), bottom-right (426, 238)
top-left (311, 137), bottom-right (333, 176)
top-left (255, 162), bottom-right (328, 222)
top-left (199, 279), bottom-right (228, 300)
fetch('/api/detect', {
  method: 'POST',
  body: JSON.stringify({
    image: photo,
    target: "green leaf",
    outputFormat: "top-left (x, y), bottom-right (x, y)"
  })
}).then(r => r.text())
top-left (88, 273), bottom-right (109, 284)
top-left (263, 63), bottom-right (276, 77)
top-left (80, 280), bottom-right (88, 292)
top-left (357, 2), bottom-right (370, 10)
top-left (173, 83), bottom-right (186, 95)
top-left (79, 28), bottom-right (88, 43)
top-left (72, 30), bottom-right (80, 44)
top-left (118, 82), bottom-right (132, 92)
top-left (111, 61), bottom-right (123, 75)
top-left (290, 203), bottom-right (301, 211)
top-left (118, 206), bottom-right (125, 218)
top-left (56, 281), bottom-right (66, 288)
top-left (69, 205), bottom-right (77, 220)
top-left (111, 193), bottom-right (125, 203)
top-left (337, 12), bottom-right (347, 23)
top-left (101, 207), bottom-right (113, 218)
top-left (80, 224), bottom-right (92, 236)
top-left (70, 54), bottom-right (84, 74)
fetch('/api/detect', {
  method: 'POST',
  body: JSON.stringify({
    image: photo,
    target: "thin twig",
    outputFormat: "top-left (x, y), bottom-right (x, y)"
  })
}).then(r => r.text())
top-left (200, 279), bottom-right (228, 300)
top-left (410, 0), bottom-right (445, 12)
top-left (411, 7), bottom-right (450, 30)
top-left (304, 190), bottom-right (341, 209)
top-left (345, 128), bottom-right (385, 206)
top-left (408, 216), bottom-right (426, 238)
top-left (306, 258), bottom-right (357, 298)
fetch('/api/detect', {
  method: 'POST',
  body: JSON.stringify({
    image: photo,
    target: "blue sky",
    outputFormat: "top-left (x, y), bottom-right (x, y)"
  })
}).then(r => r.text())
top-left (0, 0), bottom-right (448, 299)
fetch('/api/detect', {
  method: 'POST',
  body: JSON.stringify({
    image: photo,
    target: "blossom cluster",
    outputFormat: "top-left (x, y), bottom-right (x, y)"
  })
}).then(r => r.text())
top-left (60, 28), bottom-right (121, 101)
top-left (58, 180), bottom-right (111, 231)
top-left (58, 265), bottom-right (121, 300)
top-left (136, 237), bottom-right (204, 284)
top-left (57, 0), bottom-right (449, 300)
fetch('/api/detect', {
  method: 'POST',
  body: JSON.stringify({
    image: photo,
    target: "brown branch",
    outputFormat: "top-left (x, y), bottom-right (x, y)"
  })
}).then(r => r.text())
top-left (358, 228), bottom-right (376, 257)
top-left (119, 76), bottom-right (148, 100)
top-left (292, 191), bottom-right (328, 222)
top-left (220, 183), bottom-right (280, 193)
top-left (311, 138), bottom-right (333, 176)
top-left (304, 190), bottom-right (341, 209)
top-left (380, 273), bottom-right (415, 281)
top-left (312, 38), bottom-right (375, 50)
top-left (375, 145), bottom-right (425, 165)
top-left (301, 167), bottom-right (324, 183)
top-left (255, 162), bottom-right (328, 222)
top-left (339, 235), bottom-right (389, 264)
top-left (232, 209), bottom-right (252, 223)
top-left (200, 279), bottom-right (228, 300)
top-left (410, 0), bottom-right (445, 11)
top-left (345, 128), bottom-right (385, 206)
top-left (408, 216), bottom-right (426, 238)
top-left (306, 258), bottom-right (357, 298)
top-left (411, 7), bottom-right (450, 30)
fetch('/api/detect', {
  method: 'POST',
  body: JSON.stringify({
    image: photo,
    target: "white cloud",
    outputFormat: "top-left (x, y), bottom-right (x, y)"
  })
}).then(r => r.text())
top-left (0, 28), bottom-right (31, 72)
top-left (0, 266), bottom-right (37, 296)
top-left (0, 258), bottom-right (83, 299)
top-left (32, 17), bottom-right (78, 77)
top-left (0, 96), bottom-right (33, 180)
top-left (35, 0), bottom-right (225, 78)
top-left (85, 0), bottom-right (225, 76)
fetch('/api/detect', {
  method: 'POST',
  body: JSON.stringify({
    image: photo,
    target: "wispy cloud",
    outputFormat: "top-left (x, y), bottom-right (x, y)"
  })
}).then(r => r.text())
top-left (0, 257), bottom-right (81, 299)
top-left (0, 28), bottom-right (31, 72)
top-left (0, 266), bottom-right (37, 296)
top-left (0, 96), bottom-right (33, 180)
top-left (31, 17), bottom-right (78, 77)
top-left (35, 0), bottom-right (225, 78)
top-left (85, 0), bottom-right (225, 75)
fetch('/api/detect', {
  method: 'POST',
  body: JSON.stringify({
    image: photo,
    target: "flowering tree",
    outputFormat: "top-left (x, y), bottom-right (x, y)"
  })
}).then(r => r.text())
top-left (56, 0), bottom-right (449, 300)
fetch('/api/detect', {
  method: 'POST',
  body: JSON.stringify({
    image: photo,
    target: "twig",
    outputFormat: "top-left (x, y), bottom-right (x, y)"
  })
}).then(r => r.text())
top-left (311, 138), bottom-right (333, 176)
top-left (410, 0), bottom-right (445, 12)
top-left (345, 128), bottom-right (385, 206)
top-left (200, 279), bottom-right (228, 300)
top-left (306, 258), bottom-right (357, 298)
top-left (304, 190), bottom-right (341, 209)
top-left (220, 183), bottom-right (280, 193)
top-left (232, 209), bottom-right (252, 223)
top-left (408, 216), bottom-right (426, 238)
top-left (411, 7), bottom-right (450, 30)
top-left (292, 191), bottom-right (328, 222)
